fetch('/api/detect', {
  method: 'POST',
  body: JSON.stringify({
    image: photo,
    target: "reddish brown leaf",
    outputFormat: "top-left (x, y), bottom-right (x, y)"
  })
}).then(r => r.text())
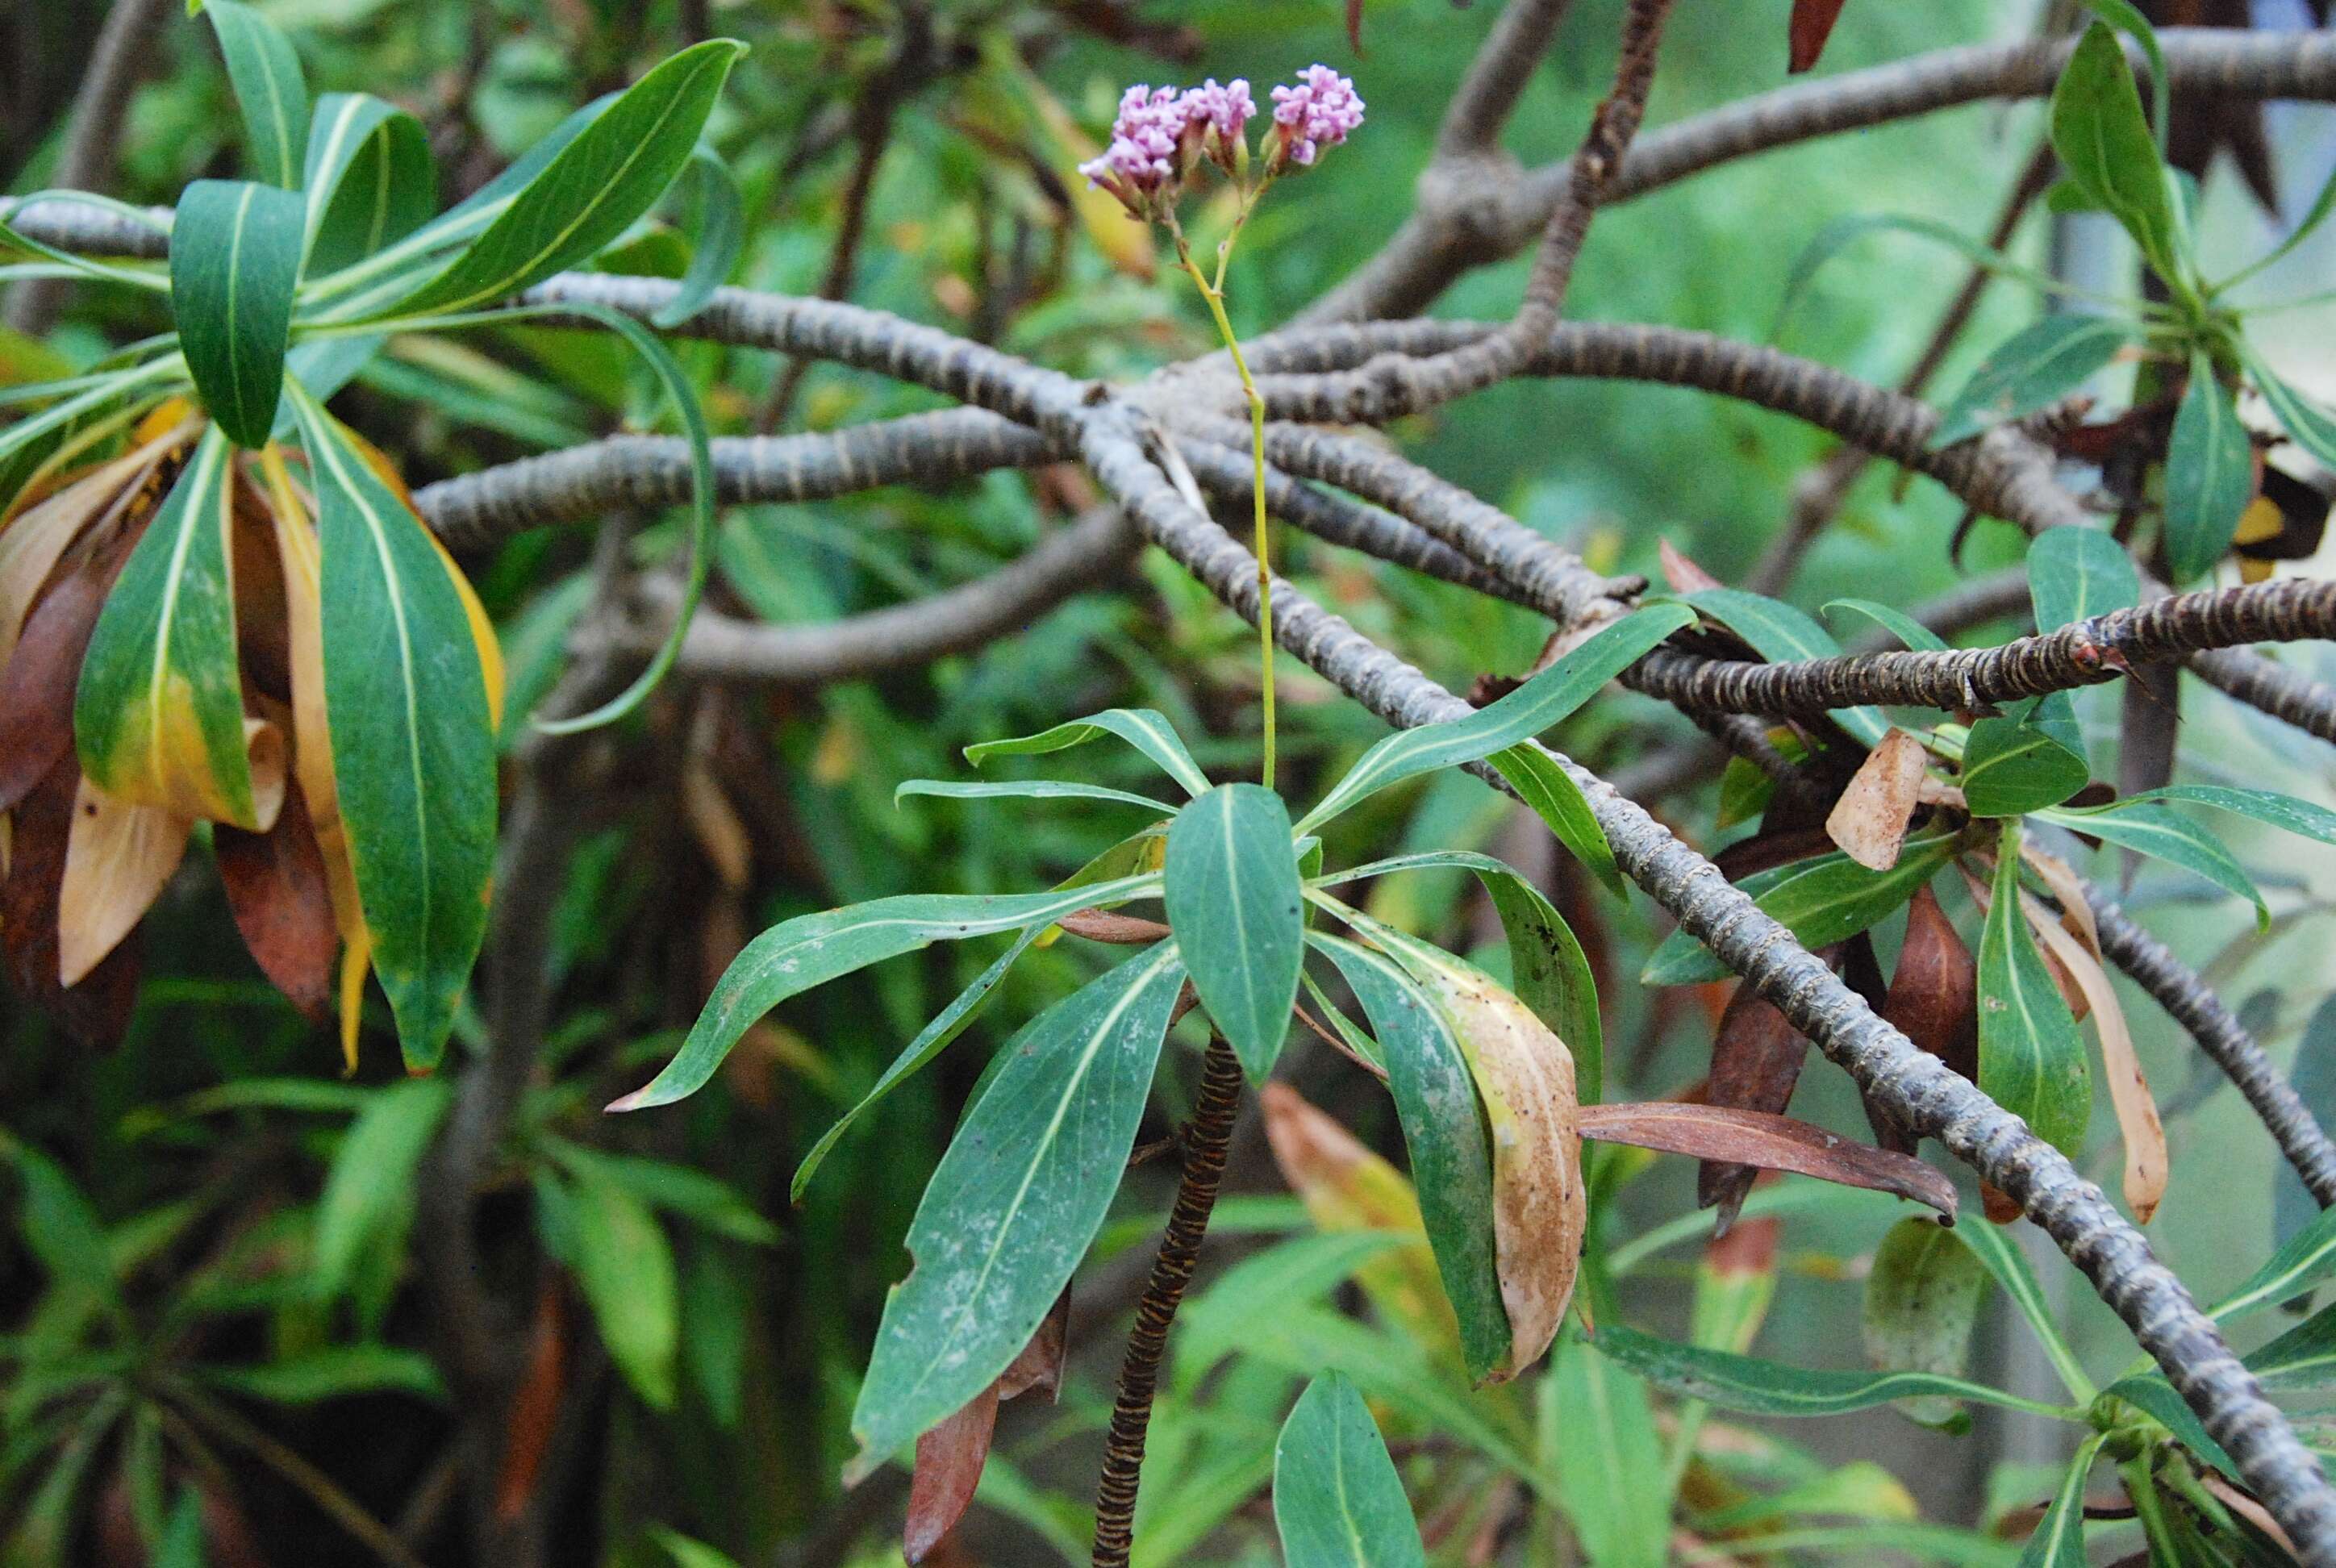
top-left (1980, 1183), bottom-right (2023, 1225)
top-left (216, 780), bottom-right (339, 1020)
top-left (999, 1288), bottom-right (1071, 1403)
top-left (1696, 985), bottom-right (1812, 1231)
top-left (1579, 1101), bottom-right (1957, 1220)
top-left (1658, 538), bottom-right (1723, 594)
top-left (494, 1281), bottom-right (569, 1522)
top-left (1788, 0), bottom-right (1851, 73)
top-left (1057, 908), bottom-right (1173, 945)
top-left (2, 756), bottom-right (142, 1048)
top-left (0, 495), bottom-right (152, 814)
top-left (906, 1383), bottom-right (999, 1565)
top-left (1825, 729), bottom-right (1927, 871)
top-left (1863, 886), bottom-right (1978, 1155)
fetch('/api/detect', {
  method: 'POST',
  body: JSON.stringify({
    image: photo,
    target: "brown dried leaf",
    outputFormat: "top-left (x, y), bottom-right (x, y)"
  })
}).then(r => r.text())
top-left (1579, 1101), bottom-right (1958, 1220)
top-left (1658, 538), bottom-right (1723, 594)
top-left (57, 775), bottom-right (189, 988)
top-left (1825, 728), bottom-right (1927, 871)
top-left (0, 553), bottom-right (111, 815)
top-left (1410, 953), bottom-right (1587, 1378)
top-left (216, 780), bottom-right (339, 1020)
top-left (1864, 886), bottom-right (1978, 1154)
top-left (1697, 986), bottom-right (1811, 1231)
top-left (2024, 892), bottom-right (2167, 1223)
top-left (905, 1382), bottom-right (999, 1565)
top-left (0, 436), bottom-right (173, 661)
top-left (494, 1282), bottom-right (568, 1522)
top-left (2, 757), bottom-right (142, 1049)
top-left (1788, 0), bottom-right (1851, 73)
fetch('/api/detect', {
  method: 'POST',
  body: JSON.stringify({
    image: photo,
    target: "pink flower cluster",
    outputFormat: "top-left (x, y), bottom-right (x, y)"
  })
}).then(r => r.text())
top-left (1078, 67), bottom-right (1360, 221)
top-left (1267, 65), bottom-right (1365, 169)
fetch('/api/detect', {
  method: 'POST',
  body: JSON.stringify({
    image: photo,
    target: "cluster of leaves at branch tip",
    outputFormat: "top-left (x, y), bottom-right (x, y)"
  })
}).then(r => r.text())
top-left (0, 2), bottom-right (749, 1070)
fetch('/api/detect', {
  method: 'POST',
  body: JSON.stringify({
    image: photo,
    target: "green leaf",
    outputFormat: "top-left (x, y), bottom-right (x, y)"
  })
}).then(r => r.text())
top-left (1317, 851), bottom-right (1601, 1102)
top-left (1961, 696), bottom-right (2091, 817)
top-left (1295, 605), bottom-right (1693, 834)
top-left (542, 1168), bottom-right (679, 1408)
top-left (2209, 1199), bottom-right (2336, 1323)
top-left (541, 1142), bottom-right (778, 1246)
top-left (1950, 1215), bottom-right (2095, 1401)
top-left (169, 180), bottom-right (303, 446)
top-left (965, 707), bottom-right (1211, 798)
top-left (0, 1133), bottom-right (119, 1307)
top-left (311, 1078), bottom-right (451, 1297)
top-left (2239, 347), bottom-right (2336, 473)
top-left (1486, 740), bottom-right (1622, 898)
top-left (648, 1528), bottom-right (744, 1568)
top-left (2220, 157), bottom-right (2336, 292)
top-left (1272, 1372), bottom-right (1426, 1568)
top-left (1679, 589), bottom-right (1888, 746)
top-left (849, 942), bottom-right (1186, 1462)
top-left (1717, 755), bottom-right (1776, 828)
top-left (1312, 934), bottom-right (1507, 1383)
top-left (2109, 783), bottom-right (2336, 849)
top-left (2050, 23), bottom-right (2179, 280)
top-left (2026, 526), bottom-right (2138, 634)
top-left (194, 1345), bottom-right (445, 1404)
top-left (199, 0), bottom-right (309, 189)
top-left (895, 778), bottom-right (1174, 815)
top-left (1591, 1325), bottom-right (2067, 1421)
top-left (287, 387), bottom-right (497, 1069)
top-left (1862, 1218), bottom-right (1991, 1431)
top-left (615, 871), bottom-right (1158, 1111)
top-left (652, 147), bottom-right (743, 327)
top-left (1930, 315), bottom-right (2136, 449)
top-left (1641, 832), bottom-right (1957, 986)
top-left (2019, 1432), bottom-right (2109, 1567)
top-left (301, 94), bottom-right (435, 274)
top-left (74, 427), bottom-right (272, 827)
top-left (1550, 1330), bottom-right (1670, 1568)
top-left (2096, 1375), bottom-right (2234, 1476)
top-left (2033, 801), bottom-right (2267, 928)
top-left (2163, 355), bottom-right (2254, 585)
top-left (1775, 211), bottom-right (2113, 341)
top-left (156, 1489), bottom-right (203, 1568)
top-left (1824, 598), bottom-right (1950, 653)
top-left (2072, 0), bottom-right (2170, 152)
top-left (1978, 819), bottom-right (2092, 1157)
top-left (1167, 783), bottom-right (1304, 1082)
top-left (366, 40), bottom-right (745, 321)
top-left (2243, 1299), bottom-right (2336, 1391)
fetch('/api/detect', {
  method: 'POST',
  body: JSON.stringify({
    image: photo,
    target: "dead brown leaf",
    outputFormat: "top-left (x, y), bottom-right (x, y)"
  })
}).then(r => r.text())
top-left (2, 756), bottom-right (143, 1048)
top-left (903, 1291), bottom-right (1069, 1563)
top-left (1825, 728), bottom-right (1927, 871)
top-left (1788, 0), bottom-right (1851, 72)
top-left (1864, 887), bottom-right (1978, 1155)
top-left (216, 780), bottom-right (339, 1021)
top-left (1658, 538), bottom-right (1723, 594)
top-left (1579, 1101), bottom-right (1958, 1220)
top-left (1697, 985), bottom-right (1811, 1232)
top-left (2024, 890), bottom-right (2167, 1222)
top-left (58, 775), bottom-right (190, 988)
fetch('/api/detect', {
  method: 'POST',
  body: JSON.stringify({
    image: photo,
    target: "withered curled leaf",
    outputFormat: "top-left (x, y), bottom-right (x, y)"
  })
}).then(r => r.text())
top-left (1579, 1101), bottom-right (1957, 1220)
top-left (903, 1290), bottom-right (1067, 1565)
top-left (1698, 985), bottom-right (1812, 1232)
top-left (1826, 728), bottom-right (1927, 872)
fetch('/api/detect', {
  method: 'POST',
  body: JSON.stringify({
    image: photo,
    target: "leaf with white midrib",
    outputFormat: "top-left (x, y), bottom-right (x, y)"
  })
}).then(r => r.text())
top-left (170, 179), bottom-right (304, 447)
top-left (1273, 1372), bottom-right (1426, 1568)
top-left (1167, 782), bottom-right (1304, 1082)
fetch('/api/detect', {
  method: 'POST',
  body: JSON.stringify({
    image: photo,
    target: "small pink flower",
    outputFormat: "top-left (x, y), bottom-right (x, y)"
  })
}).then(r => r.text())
top-left (1078, 84), bottom-right (1191, 218)
top-left (1267, 65), bottom-right (1364, 170)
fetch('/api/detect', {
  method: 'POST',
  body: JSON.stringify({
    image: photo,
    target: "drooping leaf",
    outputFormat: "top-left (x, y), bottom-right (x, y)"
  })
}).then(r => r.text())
top-left (2106, 782), bottom-right (2336, 849)
top-left (1312, 935), bottom-right (1507, 1382)
top-left (1776, 212), bottom-right (2101, 343)
top-left (1788, 0), bottom-right (1851, 73)
top-left (74, 427), bottom-right (285, 830)
top-left (1696, 987), bottom-right (1812, 1226)
top-left (1487, 740), bottom-right (1623, 898)
top-left (1977, 820), bottom-right (2092, 1158)
top-left (2026, 525), bottom-right (2138, 634)
top-left (301, 94), bottom-right (436, 275)
top-left (1678, 588), bottom-right (1888, 746)
top-left (2050, 22), bottom-right (2180, 280)
top-left (2, 757), bottom-right (144, 1049)
top-left (1591, 1325), bottom-right (2059, 1420)
top-left (56, 777), bottom-right (188, 988)
top-left (2163, 353), bottom-right (2255, 584)
top-left (198, 0), bottom-right (310, 189)
top-left (1642, 832), bottom-right (1958, 986)
top-left (215, 780), bottom-right (338, 1019)
top-left (895, 778), bottom-right (1174, 815)
top-left (287, 388), bottom-right (494, 1069)
top-left (2210, 1196), bottom-right (2336, 1324)
top-left (2019, 1432), bottom-right (2110, 1567)
top-left (904, 1383), bottom-right (996, 1565)
top-left (1863, 1218), bottom-right (1992, 1430)
top-left (1931, 315), bottom-right (2136, 450)
top-left (169, 181), bottom-right (303, 447)
top-left (311, 1076), bottom-right (451, 1297)
top-left (1824, 598), bottom-right (1950, 654)
top-left (1166, 783), bottom-right (1304, 1082)
top-left (850, 944), bottom-right (1186, 1463)
top-left (1272, 1372), bottom-right (1426, 1568)
top-left (2034, 801), bottom-right (2266, 928)
top-left (365, 40), bottom-right (746, 322)
top-left (1295, 604), bottom-right (1694, 833)
top-left (964, 707), bottom-right (1210, 798)
top-left (1961, 696), bottom-right (2091, 817)
top-left (1826, 728), bottom-right (1928, 871)
top-left (1575, 1103), bottom-right (1958, 1218)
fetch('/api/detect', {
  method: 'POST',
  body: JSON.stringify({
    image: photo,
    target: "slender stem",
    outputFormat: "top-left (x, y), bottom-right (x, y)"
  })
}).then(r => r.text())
top-left (1173, 215), bottom-right (1274, 786)
top-left (1091, 1033), bottom-right (1243, 1568)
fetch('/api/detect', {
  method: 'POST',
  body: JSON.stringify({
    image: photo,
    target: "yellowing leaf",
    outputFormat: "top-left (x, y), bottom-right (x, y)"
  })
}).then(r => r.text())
top-left (2, 432), bottom-right (186, 661)
top-left (57, 776), bottom-right (191, 986)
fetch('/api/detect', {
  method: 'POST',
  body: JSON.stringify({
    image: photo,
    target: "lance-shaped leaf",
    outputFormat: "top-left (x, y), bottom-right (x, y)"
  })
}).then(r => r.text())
top-left (850, 942), bottom-right (1186, 1464)
top-left (301, 94), bottom-right (435, 275)
top-left (1487, 740), bottom-right (1622, 898)
top-left (1386, 936), bottom-right (1585, 1381)
top-left (311, 1075), bottom-right (451, 1296)
top-left (170, 180), bottom-right (303, 447)
top-left (2022, 1432), bottom-right (2111, 1567)
top-left (1961, 695), bottom-right (2090, 818)
top-left (1978, 821), bottom-right (2092, 1158)
top-left (2164, 354), bottom-right (2255, 585)
top-left (1824, 598), bottom-right (1950, 654)
top-left (365, 40), bottom-right (745, 322)
top-left (215, 779), bottom-right (338, 1020)
top-left (903, 1297), bottom-right (1066, 1565)
top-left (56, 778), bottom-right (189, 988)
top-left (2239, 347), bottom-right (2336, 474)
top-left (895, 778), bottom-right (1174, 814)
top-left (1295, 604), bottom-right (1693, 834)
top-left (196, 0), bottom-right (310, 189)
top-left (1866, 886), bottom-right (1979, 1154)
top-left (2104, 782), bottom-right (2336, 849)
top-left (1930, 315), bottom-right (2135, 450)
top-left (1863, 1218), bottom-right (1992, 1431)
top-left (1788, 0), bottom-right (1851, 73)
top-left (2051, 22), bottom-right (2180, 280)
top-left (74, 427), bottom-right (285, 830)
top-left (1273, 1372), bottom-right (1426, 1568)
top-left (288, 389), bottom-right (494, 1069)
top-left (1697, 987), bottom-right (1812, 1227)
top-left (615, 871), bottom-right (1158, 1111)
top-left (1952, 1214), bottom-right (2095, 1400)
top-left (1693, 1204), bottom-right (1779, 1357)
top-left (1576, 1103), bottom-right (1958, 1218)
top-left (1550, 1329), bottom-right (1671, 1568)
top-left (2242, 1298), bottom-right (2336, 1393)
top-left (2034, 800), bottom-right (2265, 928)
top-left (2213, 1197), bottom-right (2336, 1324)
top-left (2096, 1375), bottom-right (2234, 1477)
top-left (1311, 935), bottom-right (1507, 1382)
top-left (1166, 783), bottom-right (1303, 1081)
top-left (964, 707), bottom-right (1209, 797)
top-left (2027, 525), bottom-right (2138, 633)
top-left (540, 1166), bottom-right (678, 1408)
top-left (1590, 1325), bottom-right (2064, 1421)
top-left (1679, 587), bottom-right (1890, 746)
top-left (1643, 832), bottom-right (1957, 986)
